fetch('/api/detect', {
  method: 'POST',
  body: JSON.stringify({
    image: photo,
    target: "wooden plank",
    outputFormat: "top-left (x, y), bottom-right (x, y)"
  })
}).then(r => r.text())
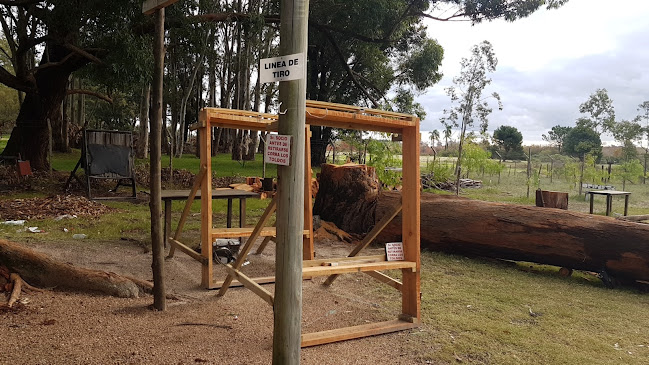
top-left (222, 264), bottom-right (274, 306)
top-left (302, 254), bottom-right (386, 267)
top-left (324, 201), bottom-right (402, 286)
top-left (211, 276), bottom-right (276, 289)
top-left (199, 112), bottom-right (213, 288)
top-left (142, 0), bottom-right (179, 15)
top-left (401, 123), bottom-right (421, 320)
top-left (303, 126), bottom-right (314, 260)
top-left (218, 197), bottom-right (277, 296)
top-left (364, 271), bottom-right (402, 291)
top-left (168, 238), bottom-right (207, 265)
top-left (301, 319), bottom-right (418, 347)
top-left (301, 260), bottom-right (416, 277)
top-left (305, 100), bottom-right (413, 120)
top-left (212, 227), bottom-right (277, 239)
top-left (212, 227), bottom-right (309, 239)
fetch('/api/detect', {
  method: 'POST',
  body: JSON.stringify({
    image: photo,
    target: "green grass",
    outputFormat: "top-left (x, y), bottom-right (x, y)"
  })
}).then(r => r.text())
top-left (411, 253), bottom-right (649, 364)
top-left (0, 136), bottom-right (7, 151)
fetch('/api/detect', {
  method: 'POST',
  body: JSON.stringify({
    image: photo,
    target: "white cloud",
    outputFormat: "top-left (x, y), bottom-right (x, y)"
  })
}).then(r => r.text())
top-left (418, 0), bottom-right (649, 145)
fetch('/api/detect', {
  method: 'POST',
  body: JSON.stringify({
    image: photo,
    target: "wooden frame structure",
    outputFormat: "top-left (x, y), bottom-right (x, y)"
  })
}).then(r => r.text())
top-left (170, 100), bottom-right (420, 347)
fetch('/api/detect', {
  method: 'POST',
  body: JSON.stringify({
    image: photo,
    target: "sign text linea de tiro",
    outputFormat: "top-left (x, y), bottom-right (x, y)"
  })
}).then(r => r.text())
top-left (259, 53), bottom-right (305, 83)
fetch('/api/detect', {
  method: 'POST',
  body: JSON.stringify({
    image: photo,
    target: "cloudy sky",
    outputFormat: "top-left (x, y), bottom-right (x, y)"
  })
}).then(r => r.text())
top-left (417, 0), bottom-right (649, 145)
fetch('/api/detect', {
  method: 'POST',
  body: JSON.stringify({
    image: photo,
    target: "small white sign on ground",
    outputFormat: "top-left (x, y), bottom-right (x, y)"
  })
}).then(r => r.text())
top-left (265, 134), bottom-right (292, 166)
top-left (385, 242), bottom-right (405, 261)
top-left (259, 53), bottom-right (305, 83)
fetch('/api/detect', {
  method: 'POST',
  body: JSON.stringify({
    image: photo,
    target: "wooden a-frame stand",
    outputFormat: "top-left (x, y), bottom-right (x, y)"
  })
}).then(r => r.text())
top-left (167, 100), bottom-right (421, 347)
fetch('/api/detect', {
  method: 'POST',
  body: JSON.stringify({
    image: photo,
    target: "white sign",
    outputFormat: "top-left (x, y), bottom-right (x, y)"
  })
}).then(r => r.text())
top-left (385, 242), bottom-right (404, 261)
top-left (259, 53), bottom-right (305, 83)
top-left (265, 134), bottom-right (292, 166)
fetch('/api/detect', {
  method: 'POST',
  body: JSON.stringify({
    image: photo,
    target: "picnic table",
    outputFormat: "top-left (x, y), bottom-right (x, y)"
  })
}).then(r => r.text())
top-left (587, 190), bottom-right (631, 216)
top-left (161, 188), bottom-right (259, 246)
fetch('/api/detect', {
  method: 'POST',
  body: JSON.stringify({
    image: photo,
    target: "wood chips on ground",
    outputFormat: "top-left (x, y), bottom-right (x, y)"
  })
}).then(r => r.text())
top-left (0, 195), bottom-right (116, 220)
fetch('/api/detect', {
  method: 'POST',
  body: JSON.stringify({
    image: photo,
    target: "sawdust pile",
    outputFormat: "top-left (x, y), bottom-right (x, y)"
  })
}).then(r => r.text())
top-left (0, 195), bottom-right (116, 220)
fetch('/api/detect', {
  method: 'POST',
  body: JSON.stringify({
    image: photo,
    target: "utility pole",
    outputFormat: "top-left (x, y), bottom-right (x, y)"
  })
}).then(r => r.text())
top-left (273, 0), bottom-right (309, 363)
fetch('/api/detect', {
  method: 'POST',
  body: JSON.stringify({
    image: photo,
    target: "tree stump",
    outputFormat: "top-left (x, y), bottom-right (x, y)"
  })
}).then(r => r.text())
top-left (313, 163), bottom-right (380, 234)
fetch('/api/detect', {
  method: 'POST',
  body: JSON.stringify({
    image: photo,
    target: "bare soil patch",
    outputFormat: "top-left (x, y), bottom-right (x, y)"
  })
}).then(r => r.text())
top-left (1, 237), bottom-right (430, 364)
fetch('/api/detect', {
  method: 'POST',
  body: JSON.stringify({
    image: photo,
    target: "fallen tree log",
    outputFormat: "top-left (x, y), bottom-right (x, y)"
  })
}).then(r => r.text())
top-left (374, 192), bottom-right (649, 283)
top-left (0, 239), bottom-right (153, 298)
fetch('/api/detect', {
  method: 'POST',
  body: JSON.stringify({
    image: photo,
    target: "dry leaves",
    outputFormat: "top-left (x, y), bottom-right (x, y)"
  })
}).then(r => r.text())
top-left (0, 195), bottom-right (115, 220)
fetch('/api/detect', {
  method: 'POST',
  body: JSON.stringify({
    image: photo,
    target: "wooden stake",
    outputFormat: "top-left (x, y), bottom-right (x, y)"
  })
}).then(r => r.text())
top-left (150, 7), bottom-right (166, 311)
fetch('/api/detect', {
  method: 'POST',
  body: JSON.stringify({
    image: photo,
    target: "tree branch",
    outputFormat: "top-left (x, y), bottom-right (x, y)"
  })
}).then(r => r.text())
top-left (62, 43), bottom-right (104, 65)
top-left (0, 64), bottom-right (35, 93)
top-left (0, 0), bottom-right (41, 6)
top-left (321, 28), bottom-right (380, 108)
top-left (67, 89), bottom-right (112, 103)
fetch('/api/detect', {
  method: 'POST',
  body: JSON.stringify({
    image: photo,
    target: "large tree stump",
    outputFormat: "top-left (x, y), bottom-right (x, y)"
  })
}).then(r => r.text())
top-left (375, 192), bottom-right (649, 283)
top-left (313, 163), bottom-right (379, 234)
top-left (0, 239), bottom-right (153, 298)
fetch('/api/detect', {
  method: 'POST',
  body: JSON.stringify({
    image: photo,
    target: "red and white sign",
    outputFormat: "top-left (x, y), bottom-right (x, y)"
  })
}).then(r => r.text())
top-left (385, 242), bottom-right (404, 261)
top-left (265, 134), bottom-right (292, 166)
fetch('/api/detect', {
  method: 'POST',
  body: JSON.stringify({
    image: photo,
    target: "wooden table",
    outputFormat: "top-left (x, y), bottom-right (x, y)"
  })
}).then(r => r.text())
top-left (588, 190), bottom-right (631, 216)
top-left (161, 189), bottom-right (259, 246)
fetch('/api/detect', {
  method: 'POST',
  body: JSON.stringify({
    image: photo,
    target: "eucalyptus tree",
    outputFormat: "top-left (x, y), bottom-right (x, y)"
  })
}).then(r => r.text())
top-left (610, 119), bottom-right (643, 161)
top-left (305, 0), bottom-right (567, 165)
top-left (577, 88), bottom-right (616, 136)
top-left (440, 40), bottom-right (502, 193)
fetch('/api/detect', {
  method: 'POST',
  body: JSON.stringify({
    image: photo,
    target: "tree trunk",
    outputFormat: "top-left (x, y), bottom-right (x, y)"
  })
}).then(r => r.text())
top-left (1, 43), bottom-right (91, 170)
top-left (373, 191), bottom-right (649, 283)
top-left (312, 163), bottom-right (379, 234)
top-left (313, 164), bottom-right (649, 283)
top-left (137, 84), bottom-right (151, 159)
top-left (0, 239), bottom-right (151, 298)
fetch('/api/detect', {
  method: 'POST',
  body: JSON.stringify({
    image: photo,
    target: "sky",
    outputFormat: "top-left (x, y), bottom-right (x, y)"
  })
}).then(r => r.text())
top-left (416, 0), bottom-right (649, 146)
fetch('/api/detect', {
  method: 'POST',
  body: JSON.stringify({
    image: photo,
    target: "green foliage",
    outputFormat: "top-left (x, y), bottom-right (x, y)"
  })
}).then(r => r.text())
top-left (577, 88), bottom-right (616, 135)
top-left (613, 160), bottom-right (644, 186)
top-left (460, 141), bottom-right (490, 177)
top-left (563, 126), bottom-right (602, 160)
top-left (541, 125), bottom-right (572, 153)
top-left (493, 125), bottom-right (524, 159)
top-left (365, 138), bottom-right (403, 186)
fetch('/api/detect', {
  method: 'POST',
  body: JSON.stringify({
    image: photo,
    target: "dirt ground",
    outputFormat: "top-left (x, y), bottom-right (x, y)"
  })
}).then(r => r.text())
top-left (1, 237), bottom-right (433, 364)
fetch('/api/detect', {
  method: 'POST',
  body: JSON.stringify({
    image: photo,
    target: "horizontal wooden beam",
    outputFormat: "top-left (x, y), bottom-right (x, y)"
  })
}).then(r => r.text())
top-left (212, 227), bottom-right (310, 239)
top-left (142, 0), bottom-right (179, 15)
top-left (302, 254), bottom-right (386, 268)
top-left (302, 260), bottom-right (416, 277)
top-left (301, 319), bottom-right (418, 347)
top-left (211, 276), bottom-right (276, 289)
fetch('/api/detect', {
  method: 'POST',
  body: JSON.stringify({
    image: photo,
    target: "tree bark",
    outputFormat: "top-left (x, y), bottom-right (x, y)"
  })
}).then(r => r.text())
top-left (137, 84), bottom-right (151, 159)
top-left (313, 164), bottom-right (649, 283)
top-left (312, 163), bottom-right (379, 234)
top-left (373, 191), bottom-right (649, 283)
top-left (0, 239), bottom-right (151, 298)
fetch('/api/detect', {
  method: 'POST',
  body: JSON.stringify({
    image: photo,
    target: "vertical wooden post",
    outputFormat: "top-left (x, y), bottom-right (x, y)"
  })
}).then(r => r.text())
top-left (303, 126), bottom-right (314, 260)
top-left (150, 7), bottom-right (166, 311)
top-left (273, 0), bottom-right (309, 363)
top-left (401, 121), bottom-right (421, 321)
top-left (199, 110), bottom-right (213, 288)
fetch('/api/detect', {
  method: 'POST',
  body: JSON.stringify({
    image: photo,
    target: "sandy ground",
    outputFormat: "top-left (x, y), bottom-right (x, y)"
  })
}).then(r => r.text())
top-left (1, 237), bottom-right (433, 364)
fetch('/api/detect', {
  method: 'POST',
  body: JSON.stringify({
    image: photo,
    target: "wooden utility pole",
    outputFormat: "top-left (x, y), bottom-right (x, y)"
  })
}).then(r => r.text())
top-left (273, 0), bottom-right (309, 363)
top-left (144, 0), bottom-right (179, 311)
